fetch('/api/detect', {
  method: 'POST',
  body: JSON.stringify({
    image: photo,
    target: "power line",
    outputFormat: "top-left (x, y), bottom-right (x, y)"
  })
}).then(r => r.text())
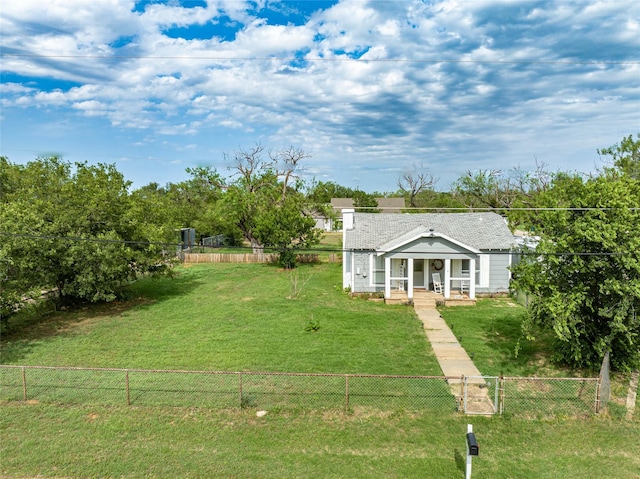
top-left (1, 53), bottom-right (637, 66)
top-left (347, 206), bottom-right (640, 211)
top-left (0, 232), bottom-right (180, 248)
top-left (0, 232), bottom-right (633, 257)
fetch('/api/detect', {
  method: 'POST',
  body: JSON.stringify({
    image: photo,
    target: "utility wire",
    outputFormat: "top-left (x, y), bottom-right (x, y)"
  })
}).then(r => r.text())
top-left (342, 206), bottom-right (640, 211)
top-left (0, 232), bottom-right (633, 257)
top-left (2, 53), bottom-right (637, 66)
top-left (0, 232), bottom-right (179, 247)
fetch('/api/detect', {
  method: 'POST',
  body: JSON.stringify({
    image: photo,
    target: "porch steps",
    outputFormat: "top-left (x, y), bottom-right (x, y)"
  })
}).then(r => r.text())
top-left (385, 291), bottom-right (409, 305)
top-left (412, 290), bottom-right (440, 308)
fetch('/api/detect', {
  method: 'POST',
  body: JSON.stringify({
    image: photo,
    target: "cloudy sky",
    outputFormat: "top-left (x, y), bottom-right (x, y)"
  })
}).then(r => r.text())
top-left (1, 0), bottom-right (639, 192)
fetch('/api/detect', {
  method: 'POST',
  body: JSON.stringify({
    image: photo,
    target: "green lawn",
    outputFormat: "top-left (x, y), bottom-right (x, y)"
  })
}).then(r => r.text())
top-left (1, 403), bottom-right (638, 479)
top-left (2, 263), bottom-right (639, 478)
top-left (439, 298), bottom-right (569, 378)
top-left (1, 263), bottom-right (439, 376)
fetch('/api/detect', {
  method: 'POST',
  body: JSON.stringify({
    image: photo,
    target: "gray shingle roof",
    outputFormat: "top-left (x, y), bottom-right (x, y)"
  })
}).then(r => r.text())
top-left (344, 212), bottom-right (515, 251)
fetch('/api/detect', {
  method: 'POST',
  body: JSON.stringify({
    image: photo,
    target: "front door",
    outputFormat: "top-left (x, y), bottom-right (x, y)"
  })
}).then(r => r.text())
top-left (413, 259), bottom-right (425, 288)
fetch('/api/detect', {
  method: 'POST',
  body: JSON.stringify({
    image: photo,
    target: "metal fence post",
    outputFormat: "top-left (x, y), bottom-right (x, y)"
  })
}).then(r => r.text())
top-left (463, 376), bottom-right (468, 413)
top-left (345, 375), bottom-right (350, 412)
top-left (595, 377), bottom-right (601, 414)
top-left (499, 376), bottom-right (505, 414)
top-left (22, 366), bottom-right (27, 401)
top-left (125, 370), bottom-right (131, 406)
top-left (239, 372), bottom-right (243, 408)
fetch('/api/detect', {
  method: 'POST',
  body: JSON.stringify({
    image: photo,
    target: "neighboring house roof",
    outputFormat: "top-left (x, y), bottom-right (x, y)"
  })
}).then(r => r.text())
top-left (344, 212), bottom-right (515, 251)
top-left (330, 197), bottom-right (405, 214)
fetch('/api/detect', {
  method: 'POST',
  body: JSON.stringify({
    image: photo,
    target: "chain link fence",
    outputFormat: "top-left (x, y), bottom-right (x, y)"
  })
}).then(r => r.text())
top-left (0, 366), bottom-right (456, 412)
top-left (499, 377), bottom-right (599, 418)
top-left (0, 365), bottom-right (600, 416)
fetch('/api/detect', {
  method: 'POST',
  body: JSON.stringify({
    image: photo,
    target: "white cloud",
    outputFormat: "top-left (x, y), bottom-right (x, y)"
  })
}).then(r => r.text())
top-left (1, 0), bottom-right (638, 190)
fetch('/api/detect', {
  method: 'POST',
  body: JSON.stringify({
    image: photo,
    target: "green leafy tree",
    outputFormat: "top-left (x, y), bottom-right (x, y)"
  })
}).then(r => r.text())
top-left (218, 145), bottom-right (323, 267)
top-left (452, 169), bottom-right (518, 210)
top-left (352, 189), bottom-right (379, 212)
top-left (0, 157), bottom-right (174, 327)
top-left (598, 133), bottom-right (640, 179)
top-left (306, 180), bottom-right (356, 203)
top-left (512, 140), bottom-right (640, 370)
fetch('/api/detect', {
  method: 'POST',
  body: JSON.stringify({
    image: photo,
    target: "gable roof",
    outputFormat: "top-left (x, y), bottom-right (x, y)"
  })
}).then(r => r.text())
top-left (344, 212), bottom-right (515, 251)
top-left (330, 197), bottom-right (405, 214)
top-left (377, 226), bottom-right (483, 254)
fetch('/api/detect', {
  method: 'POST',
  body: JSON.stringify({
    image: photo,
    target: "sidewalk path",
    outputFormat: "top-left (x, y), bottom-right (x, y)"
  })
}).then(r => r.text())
top-left (413, 291), bottom-right (494, 415)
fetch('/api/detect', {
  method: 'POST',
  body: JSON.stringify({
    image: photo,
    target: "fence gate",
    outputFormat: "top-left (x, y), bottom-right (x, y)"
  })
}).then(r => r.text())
top-left (463, 376), bottom-right (500, 415)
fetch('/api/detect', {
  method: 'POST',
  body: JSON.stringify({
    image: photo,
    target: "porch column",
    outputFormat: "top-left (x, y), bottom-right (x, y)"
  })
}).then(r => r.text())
top-left (384, 256), bottom-right (391, 299)
top-left (407, 258), bottom-right (414, 300)
top-left (444, 258), bottom-right (451, 299)
top-left (469, 258), bottom-right (476, 300)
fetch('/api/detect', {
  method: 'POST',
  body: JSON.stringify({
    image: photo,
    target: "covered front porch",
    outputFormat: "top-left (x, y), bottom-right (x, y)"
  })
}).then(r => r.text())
top-left (373, 227), bottom-right (485, 305)
top-left (382, 257), bottom-right (477, 305)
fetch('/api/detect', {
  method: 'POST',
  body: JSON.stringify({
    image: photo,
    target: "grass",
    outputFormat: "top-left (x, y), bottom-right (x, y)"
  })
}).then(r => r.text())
top-left (1, 403), bottom-right (638, 479)
top-left (438, 298), bottom-right (634, 419)
top-left (1, 264), bottom-right (639, 478)
top-left (1, 262), bottom-right (439, 376)
top-left (439, 298), bottom-right (568, 378)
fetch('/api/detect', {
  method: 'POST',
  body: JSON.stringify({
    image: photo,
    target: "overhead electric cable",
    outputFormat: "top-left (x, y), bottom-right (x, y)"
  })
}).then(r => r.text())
top-left (1, 53), bottom-right (637, 66)
top-left (0, 232), bottom-right (633, 257)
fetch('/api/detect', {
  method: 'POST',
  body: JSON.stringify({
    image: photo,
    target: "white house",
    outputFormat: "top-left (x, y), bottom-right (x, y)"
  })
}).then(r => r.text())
top-left (341, 209), bottom-right (516, 301)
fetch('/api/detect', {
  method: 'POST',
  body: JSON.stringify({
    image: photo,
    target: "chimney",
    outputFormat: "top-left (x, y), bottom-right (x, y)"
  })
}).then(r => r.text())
top-left (342, 208), bottom-right (355, 231)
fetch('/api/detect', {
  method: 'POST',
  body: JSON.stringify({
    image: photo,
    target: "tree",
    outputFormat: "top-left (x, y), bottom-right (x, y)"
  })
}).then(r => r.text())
top-left (352, 189), bottom-right (379, 212)
top-left (512, 141), bottom-right (640, 370)
top-left (0, 157), bottom-right (174, 328)
top-left (218, 145), bottom-right (322, 267)
top-left (306, 180), bottom-right (355, 203)
top-left (397, 163), bottom-right (438, 208)
top-left (598, 133), bottom-right (640, 179)
top-left (452, 169), bottom-right (520, 211)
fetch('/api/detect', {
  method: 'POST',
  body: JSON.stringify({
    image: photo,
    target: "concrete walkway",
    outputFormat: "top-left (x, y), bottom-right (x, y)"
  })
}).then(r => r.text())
top-left (413, 291), bottom-right (495, 415)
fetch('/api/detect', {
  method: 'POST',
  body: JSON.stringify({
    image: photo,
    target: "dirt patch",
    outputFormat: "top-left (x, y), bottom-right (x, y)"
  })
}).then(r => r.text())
top-left (56, 298), bottom-right (154, 333)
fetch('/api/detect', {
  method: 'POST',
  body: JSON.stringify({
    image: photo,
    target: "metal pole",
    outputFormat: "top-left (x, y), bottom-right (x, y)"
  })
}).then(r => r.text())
top-left (466, 424), bottom-right (473, 479)
top-left (345, 375), bottom-right (349, 411)
top-left (22, 366), bottom-right (27, 401)
top-left (239, 373), bottom-right (243, 408)
top-left (125, 370), bottom-right (130, 406)
top-left (463, 376), bottom-right (468, 414)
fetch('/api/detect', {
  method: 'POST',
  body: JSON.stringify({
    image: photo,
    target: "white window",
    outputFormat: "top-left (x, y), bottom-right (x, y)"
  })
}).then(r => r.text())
top-left (372, 255), bottom-right (385, 285)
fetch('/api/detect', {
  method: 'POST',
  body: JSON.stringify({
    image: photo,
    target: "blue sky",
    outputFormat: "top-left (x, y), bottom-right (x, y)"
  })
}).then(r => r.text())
top-left (1, 0), bottom-right (639, 192)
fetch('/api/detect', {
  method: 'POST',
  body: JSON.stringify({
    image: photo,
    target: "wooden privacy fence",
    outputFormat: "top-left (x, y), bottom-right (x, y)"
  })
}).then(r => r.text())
top-left (0, 365), bottom-right (601, 417)
top-left (183, 253), bottom-right (322, 264)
